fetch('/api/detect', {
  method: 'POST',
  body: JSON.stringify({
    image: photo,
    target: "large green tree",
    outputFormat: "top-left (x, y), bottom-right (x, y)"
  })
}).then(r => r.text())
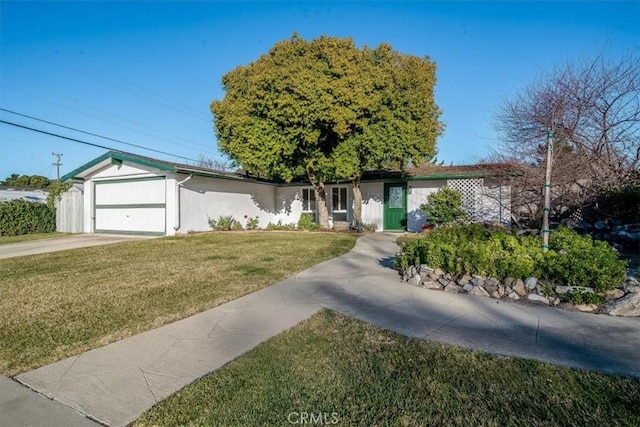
top-left (211, 34), bottom-right (443, 228)
top-left (1, 174), bottom-right (51, 189)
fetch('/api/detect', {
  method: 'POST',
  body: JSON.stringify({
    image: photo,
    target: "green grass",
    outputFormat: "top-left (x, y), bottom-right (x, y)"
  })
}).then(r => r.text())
top-left (137, 310), bottom-right (640, 427)
top-left (0, 232), bottom-right (70, 244)
top-left (0, 232), bottom-right (357, 375)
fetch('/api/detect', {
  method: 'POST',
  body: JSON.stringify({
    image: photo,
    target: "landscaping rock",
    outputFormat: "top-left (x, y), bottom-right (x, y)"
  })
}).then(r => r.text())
top-left (470, 275), bottom-right (485, 287)
top-left (484, 278), bottom-right (500, 293)
top-left (462, 283), bottom-right (474, 293)
top-left (438, 277), bottom-right (449, 286)
top-left (497, 285), bottom-right (505, 298)
top-left (491, 290), bottom-right (501, 299)
top-left (527, 294), bottom-right (549, 305)
top-left (505, 286), bottom-right (513, 295)
top-left (444, 283), bottom-right (462, 293)
top-left (469, 286), bottom-right (490, 297)
top-left (502, 277), bottom-right (515, 288)
top-left (457, 275), bottom-right (472, 286)
top-left (513, 281), bottom-right (527, 297)
top-left (423, 281), bottom-right (443, 290)
top-left (419, 264), bottom-right (433, 274)
top-left (507, 292), bottom-right (520, 300)
top-left (555, 286), bottom-right (594, 295)
top-left (604, 289), bottom-right (625, 300)
top-left (408, 266), bottom-right (417, 277)
top-left (434, 267), bottom-right (445, 276)
top-left (603, 292), bottom-right (640, 317)
top-left (444, 273), bottom-right (453, 281)
top-left (407, 275), bottom-right (421, 287)
top-left (574, 304), bottom-right (598, 312)
top-left (427, 273), bottom-right (441, 281)
top-left (524, 277), bottom-right (538, 290)
top-left (551, 297), bottom-right (561, 306)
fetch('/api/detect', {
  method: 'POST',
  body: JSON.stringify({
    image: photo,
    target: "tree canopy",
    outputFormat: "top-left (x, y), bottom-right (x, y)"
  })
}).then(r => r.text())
top-left (211, 34), bottom-right (443, 227)
top-left (1, 174), bottom-right (51, 189)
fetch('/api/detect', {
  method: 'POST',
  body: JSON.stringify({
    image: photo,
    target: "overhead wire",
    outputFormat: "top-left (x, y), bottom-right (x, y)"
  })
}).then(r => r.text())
top-left (0, 119), bottom-right (201, 164)
top-left (2, 78), bottom-right (217, 153)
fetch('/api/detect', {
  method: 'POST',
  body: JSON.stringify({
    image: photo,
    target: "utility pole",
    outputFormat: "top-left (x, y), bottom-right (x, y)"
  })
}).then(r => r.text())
top-left (52, 152), bottom-right (63, 180)
top-left (541, 130), bottom-right (553, 251)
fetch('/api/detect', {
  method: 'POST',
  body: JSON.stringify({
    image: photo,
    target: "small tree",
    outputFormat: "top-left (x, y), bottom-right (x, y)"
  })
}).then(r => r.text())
top-left (421, 187), bottom-right (468, 226)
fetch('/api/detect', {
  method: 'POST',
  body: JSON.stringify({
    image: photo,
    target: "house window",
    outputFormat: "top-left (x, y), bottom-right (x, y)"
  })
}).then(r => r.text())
top-left (332, 187), bottom-right (348, 222)
top-left (302, 188), bottom-right (316, 213)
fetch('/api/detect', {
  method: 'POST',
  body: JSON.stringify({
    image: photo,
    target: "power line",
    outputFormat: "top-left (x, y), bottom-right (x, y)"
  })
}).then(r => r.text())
top-left (2, 79), bottom-right (217, 153)
top-left (0, 108), bottom-right (203, 162)
top-left (0, 119), bottom-right (201, 164)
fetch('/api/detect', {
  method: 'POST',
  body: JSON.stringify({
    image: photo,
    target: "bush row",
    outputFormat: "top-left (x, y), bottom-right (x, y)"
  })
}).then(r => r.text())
top-left (395, 225), bottom-right (627, 292)
top-left (0, 200), bottom-right (56, 236)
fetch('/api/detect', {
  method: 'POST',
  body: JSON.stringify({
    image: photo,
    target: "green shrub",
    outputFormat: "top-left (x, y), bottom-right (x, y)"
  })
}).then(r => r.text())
top-left (46, 181), bottom-right (72, 209)
top-left (394, 225), bottom-right (626, 290)
top-left (266, 220), bottom-right (296, 231)
top-left (208, 215), bottom-right (237, 231)
top-left (546, 227), bottom-right (626, 292)
top-left (562, 290), bottom-right (605, 305)
top-left (420, 187), bottom-right (468, 226)
top-left (0, 200), bottom-right (55, 236)
top-left (297, 213), bottom-right (320, 230)
top-left (245, 216), bottom-right (260, 230)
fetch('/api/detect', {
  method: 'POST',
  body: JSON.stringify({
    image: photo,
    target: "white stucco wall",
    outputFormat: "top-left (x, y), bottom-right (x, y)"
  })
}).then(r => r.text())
top-left (274, 186), bottom-right (304, 224)
top-left (406, 180), bottom-right (447, 232)
top-left (177, 175), bottom-right (278, 233)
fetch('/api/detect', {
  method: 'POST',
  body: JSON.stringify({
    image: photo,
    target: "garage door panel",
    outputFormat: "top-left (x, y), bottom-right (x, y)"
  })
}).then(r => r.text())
top-left (95, 179), bottom-right (165, 205)
top-left (95, 208), bottom-right (166, 233)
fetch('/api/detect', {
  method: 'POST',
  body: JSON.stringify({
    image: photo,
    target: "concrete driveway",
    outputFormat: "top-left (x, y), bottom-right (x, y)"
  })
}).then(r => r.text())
top-left (0, 234), bottom-right (157, 259)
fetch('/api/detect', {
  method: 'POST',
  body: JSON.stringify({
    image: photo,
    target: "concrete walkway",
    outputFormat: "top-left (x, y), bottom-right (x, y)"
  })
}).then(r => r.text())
top-left (13, 233), bottom-right (640, 426)
top-left (0, 234), bottom-right (156, 259)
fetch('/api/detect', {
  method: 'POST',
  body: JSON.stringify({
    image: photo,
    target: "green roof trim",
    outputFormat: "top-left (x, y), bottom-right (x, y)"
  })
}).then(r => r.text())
top-left (408, 173), bottom-right (486, 181)
top-left (61, 151), bottom-right (177, 181)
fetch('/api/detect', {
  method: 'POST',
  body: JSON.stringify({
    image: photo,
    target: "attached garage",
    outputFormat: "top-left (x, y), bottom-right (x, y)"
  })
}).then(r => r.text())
top-left (94, 177), bottom-right (166, 235)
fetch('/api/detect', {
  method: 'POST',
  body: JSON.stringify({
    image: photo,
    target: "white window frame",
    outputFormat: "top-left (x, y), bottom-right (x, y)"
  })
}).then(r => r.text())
top-left (301, 188), bottom-right (316, 213)
top-left (331, 186), bottom-right (348, 221)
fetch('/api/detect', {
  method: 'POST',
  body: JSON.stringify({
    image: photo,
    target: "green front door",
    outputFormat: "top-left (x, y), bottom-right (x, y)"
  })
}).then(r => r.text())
top-left (383, 183), bottom-right (407, 230)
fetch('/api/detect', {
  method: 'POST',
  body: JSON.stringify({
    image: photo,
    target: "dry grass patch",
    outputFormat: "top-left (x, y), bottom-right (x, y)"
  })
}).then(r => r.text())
top-left (137, 310), bottom-right (640, 427)
top-left (0, 232), bottom-right (357, 375)
top-left (0, 232), bottom-right (70, 244)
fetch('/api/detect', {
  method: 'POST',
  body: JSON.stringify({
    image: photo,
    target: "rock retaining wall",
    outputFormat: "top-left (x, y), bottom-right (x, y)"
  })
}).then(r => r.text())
top-left (400, 265), bottom-right (640, 317)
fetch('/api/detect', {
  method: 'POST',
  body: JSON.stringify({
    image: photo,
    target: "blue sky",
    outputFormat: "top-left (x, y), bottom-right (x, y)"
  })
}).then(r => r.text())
top-left (1, 1), bottom-right (638, 180)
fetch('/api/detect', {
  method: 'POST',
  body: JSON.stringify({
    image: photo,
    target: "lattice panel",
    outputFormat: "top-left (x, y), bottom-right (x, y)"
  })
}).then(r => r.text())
top-left (447, 178), bottom-right (483, 217)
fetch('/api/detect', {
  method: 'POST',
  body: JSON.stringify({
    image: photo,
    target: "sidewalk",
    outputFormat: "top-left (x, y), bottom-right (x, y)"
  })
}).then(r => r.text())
top-left (13, 233), bottom-right (640, 426)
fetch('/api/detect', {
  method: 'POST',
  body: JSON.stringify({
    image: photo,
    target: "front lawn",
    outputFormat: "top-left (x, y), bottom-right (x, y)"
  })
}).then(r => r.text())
top-left (0, 232), bottom-right (357, 375)
top-left (0, 232), bottom-right (70, 244)
top-left (136, 309), bottom-right (640, 426)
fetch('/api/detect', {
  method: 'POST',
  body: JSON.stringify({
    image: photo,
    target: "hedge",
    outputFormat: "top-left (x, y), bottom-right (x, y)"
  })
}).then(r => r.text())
top-left (0, 200), bottom-right (56, 236)
top-left (395, 224), bottom-right (627, 292)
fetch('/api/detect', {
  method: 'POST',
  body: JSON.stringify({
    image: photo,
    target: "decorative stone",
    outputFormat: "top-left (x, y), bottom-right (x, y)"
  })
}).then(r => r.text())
top-left (524, 277), bottom-right (538, 290)
top-left (491, 290), bottom-right (501, 299)
top-left (555, 286), bottom-right (593, 295)
top-left (603, 292), bottom-right (640, 317)
top-left (462, 283), bottom-right (474, 293)
top-left (497, 285), bottom-right (505, 298)
top-left (484, 278), bottom-right (500, 293)
top-left (470, 275), bottom-right (485, 287)
top-left (457, 275), bottom-right (472, 286)
top-left (604, 289), bottom-right (625, 300)
top-left (574, 304), bottom-right (598, 312)
top-left (507, 292), bottom-right (520, 300)
top-left (408, 266), bottom-right (417, 277)
top-left (505, 286), bottom-right (513, 295)
top-left (427, 273), bottom-right (441, 281)
top-left (502, 277), bottom-right (515, 288)
top-left (444, 273), bottom-right (452, 281)
top-left (469, 286), bottom-right (490, 297)
top-left (444, 283), bottom-right (462, 293)
top-left (513, 281), bottom-right (527, 297)
top-left (527, 294), bottom-right (549, 305)
top-left (626, 285), bottom-right (640, 294)
top-left (419, 264), bottom-right (433, 274)
top-left (407, 275), bottom-right (421, 287)
top-left (438, 277), bottom-right (449, 286)
top-left (551, 297), bottom-right (561, 306)
top-left (423, 281), bottom-right (443, 290)
top-left (434, 267), bottom-right (445, 276)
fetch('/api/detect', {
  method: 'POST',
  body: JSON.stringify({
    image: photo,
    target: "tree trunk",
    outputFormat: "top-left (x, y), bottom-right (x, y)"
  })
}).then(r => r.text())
top-left (314, 182), bottom-right (330, 229)
top-left (352, 176), bottom-right (362, 229)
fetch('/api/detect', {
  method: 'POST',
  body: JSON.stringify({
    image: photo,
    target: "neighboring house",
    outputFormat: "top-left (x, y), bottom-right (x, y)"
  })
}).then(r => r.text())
top-left (59, 151), bottom-right (512, 236)
top-left (0, 186), bottom-right (49, 204)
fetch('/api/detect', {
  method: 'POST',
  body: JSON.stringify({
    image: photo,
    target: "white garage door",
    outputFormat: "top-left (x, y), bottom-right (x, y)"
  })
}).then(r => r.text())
top-left (94, 177), bottom-right (166, 235)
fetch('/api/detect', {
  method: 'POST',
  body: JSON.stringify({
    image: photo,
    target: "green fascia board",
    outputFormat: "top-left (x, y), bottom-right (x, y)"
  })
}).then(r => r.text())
top-left (175, 167), bottom-right (279, 186)
top-left (61, 151), bottom-right (176, 182)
